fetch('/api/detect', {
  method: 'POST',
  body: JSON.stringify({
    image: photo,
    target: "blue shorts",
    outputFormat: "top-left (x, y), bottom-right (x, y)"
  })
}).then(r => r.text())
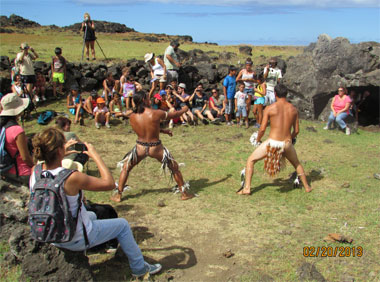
top-left (244, 88), bottom-right (254, 96)
top-left (254, 97), bottom-right (265, 105)
top-left (236, 105), bottom-right (247, 117)
top-left (69, 108), bottom-right (84, 115)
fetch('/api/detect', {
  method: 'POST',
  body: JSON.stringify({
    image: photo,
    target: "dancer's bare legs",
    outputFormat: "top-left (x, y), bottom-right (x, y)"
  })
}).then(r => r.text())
top-left (283, 142), bottom-right (312, 192)
top-left (111, 144), bottom-right (193, 202)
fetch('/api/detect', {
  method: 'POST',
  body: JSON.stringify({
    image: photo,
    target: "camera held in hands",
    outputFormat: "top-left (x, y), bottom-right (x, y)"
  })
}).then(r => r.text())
top-left (74, 143), bottom-right (87, 152)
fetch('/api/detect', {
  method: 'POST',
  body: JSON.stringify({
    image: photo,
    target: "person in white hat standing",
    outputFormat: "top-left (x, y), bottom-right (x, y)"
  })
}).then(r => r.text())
top-left (15, 43), bottom-right (39, 96)
top-left (144, 53), bottom-right (167, 99)
top-left (0, 93), bottom-right (34, 185)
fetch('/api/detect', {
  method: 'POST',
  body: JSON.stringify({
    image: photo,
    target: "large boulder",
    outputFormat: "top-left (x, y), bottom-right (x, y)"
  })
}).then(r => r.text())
top-left (239, 46), bottom-right (252, 56)
top-left (80, 77), bottom-right (98, 91)
top-left (283, 34), bottom-right (380, 120)
top-left (0, 180), bottom-right (94, 281)
top-left (0, 56), bottom-right (11, 70)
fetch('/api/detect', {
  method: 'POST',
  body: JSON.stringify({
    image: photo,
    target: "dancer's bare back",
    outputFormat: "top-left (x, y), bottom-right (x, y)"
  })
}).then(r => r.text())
top-left (260, 99), bottom-right (298, 141)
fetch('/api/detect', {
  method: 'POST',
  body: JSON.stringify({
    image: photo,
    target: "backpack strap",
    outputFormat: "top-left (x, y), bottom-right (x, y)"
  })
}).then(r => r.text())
top-left (2, 120), bottom-right (21, 177)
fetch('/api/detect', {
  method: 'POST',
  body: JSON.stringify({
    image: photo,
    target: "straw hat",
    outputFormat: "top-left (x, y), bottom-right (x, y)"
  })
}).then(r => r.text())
top-left (0, 93), bottom-right (30, 116)
top-left (61, 159), bottom-right (83, 172)
top-left (144, 53), bottom-right (154, 63)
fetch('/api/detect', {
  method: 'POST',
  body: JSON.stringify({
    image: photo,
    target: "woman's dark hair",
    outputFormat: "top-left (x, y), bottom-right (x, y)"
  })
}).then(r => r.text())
top-left (55, 116), bottom-right (71, 130)
top-left (133, 91), bottom-right (147, 114)
top-left (245, 57), bottom-right (253, 65)
top-left (0, 116), bottom-right (18, 128)
top-left (33, 127), bottom-right (66, 165)
top-left (257, 73), bottom-right (264, 82)
top-left (274, 83), bottom-right (288, 98)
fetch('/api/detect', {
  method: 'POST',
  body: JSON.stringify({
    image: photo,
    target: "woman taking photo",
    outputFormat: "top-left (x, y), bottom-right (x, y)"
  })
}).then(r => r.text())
top-left (81, 13), bottom-right (96, 61)
top-left (324, 87), bottom-right (352, 135)
top-left (0, 93), bottom-right (34, 185)
top-left (30, 127), bottom-right (162, 278)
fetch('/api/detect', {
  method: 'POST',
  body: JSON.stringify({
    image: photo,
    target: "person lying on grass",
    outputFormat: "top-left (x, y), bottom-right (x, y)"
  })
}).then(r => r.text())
top-left (237, 83), bottom-right (312, 195)
top-left (111, 90), bottom-right (194, 202)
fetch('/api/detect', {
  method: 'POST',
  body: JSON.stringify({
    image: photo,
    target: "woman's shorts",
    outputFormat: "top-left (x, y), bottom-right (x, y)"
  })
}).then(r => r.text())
top-left (244, 88), bottom-right (254, 96)
top-left (192, 107), bottom-right (203, 114)
top-left (20, 74), bottom-right (36, 84)
top-left (52, 72), bottom-right (65, 84)
top-left (154, 75), bottom-right (166, 83)
top-left (254, 97), bottom-right (265, 105)
top-left (69, 108), bottom-right (84, 115)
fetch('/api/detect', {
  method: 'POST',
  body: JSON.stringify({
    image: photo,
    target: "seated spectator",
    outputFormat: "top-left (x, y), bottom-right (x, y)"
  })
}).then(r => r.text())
top-left (152, 93), bottom-right (162, 110)
top-left (83, 90), bottom-right (99, 119)
top-left (55, 116), bottom-right (88, 169)
top-left (94, 97), bottom-right (110, 129)
top-left (234, 83), bottom-right (249, 128)
top-left (34, 71), bottom-right (47, 102)
top-left (172, 83), bottom-right (195, 125)
top-left (0, 93), bottom-right (34, 185)
top-left (189, 85), bottom-right (218, 124)
top-left (252, 74), bottom-right (266, 128)
top-left (165, 85), bottom-right (179, 128)
top-left (30, 127), bottom-right (162, 278)
top-left (102, 72), bottom-right (115, 105)
top-left (11, 74), bottom-right (24, 96)
top-left (324, 87), bottom-right (352, 135)
top-left (208, 88), bottom-right (225, 121)
top-left (109, 93), bottom-right (131, 120)
top-left (67, 85), bottom-right (84, 125)
top-left (122, 75), bottom-right (142, 110)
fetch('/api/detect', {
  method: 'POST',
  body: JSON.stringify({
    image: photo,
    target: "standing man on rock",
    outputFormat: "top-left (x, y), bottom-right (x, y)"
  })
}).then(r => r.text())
top-left (237, 83), bottom-right (312, 195)
top-left (16, 43), bottom-right (39, 95)
top-left (263, 57), bottom-right (282, 105)
top-left (164, 40), bottom-right (181, 83)
top-left (111, 91), bottom-right (194, 202)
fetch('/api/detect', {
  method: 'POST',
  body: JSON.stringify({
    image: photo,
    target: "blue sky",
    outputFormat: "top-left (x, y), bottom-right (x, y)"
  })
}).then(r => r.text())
top-left (1, 0), bottom-right (379, 45)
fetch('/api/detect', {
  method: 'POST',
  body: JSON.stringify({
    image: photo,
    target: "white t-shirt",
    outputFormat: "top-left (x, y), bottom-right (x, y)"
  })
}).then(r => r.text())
top-left (264, 67), bottom-right (282, 91)
top-left (164, 45), bottom-right (178, 70)
top-left (234, 91), bottom-right (248, 107)
top-left (29, 167), bottom-right (93, 243)
top-left (93, 106), bottom-right (109, 114)
top-left (16, 52), bottom-right (35, 75)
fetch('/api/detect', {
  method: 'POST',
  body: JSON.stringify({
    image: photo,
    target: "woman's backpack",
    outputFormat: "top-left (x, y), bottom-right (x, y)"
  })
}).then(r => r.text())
top-left (0, 120), bottom-right (20, 176)
top-left (28, 164), bottom-right (80, 243)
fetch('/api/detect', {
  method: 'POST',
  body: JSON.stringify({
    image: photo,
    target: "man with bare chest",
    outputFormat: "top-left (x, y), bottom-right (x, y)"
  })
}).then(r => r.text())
top-left (237, 83), bottom-right (312, 195)
top-left (111, 91), bottom-right (194, 202)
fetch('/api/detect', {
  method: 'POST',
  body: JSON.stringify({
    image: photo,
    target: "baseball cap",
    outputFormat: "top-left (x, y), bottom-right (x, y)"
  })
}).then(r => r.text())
top-left (154, 93), bottom-right (162, 100)
top-left (97, 97), bottom-right (105, 104)
top-left (160, 90), bottom-right (167, 96)
top-left (178, 83), bottom-right (186, 89)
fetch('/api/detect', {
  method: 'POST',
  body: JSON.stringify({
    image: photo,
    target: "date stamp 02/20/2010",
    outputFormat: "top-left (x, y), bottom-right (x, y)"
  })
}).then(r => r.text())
top-left (303, 246), bottom-right (363, 257)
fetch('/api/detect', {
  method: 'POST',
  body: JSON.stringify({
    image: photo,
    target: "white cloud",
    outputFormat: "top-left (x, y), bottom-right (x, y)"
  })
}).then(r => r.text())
top-left (74, 0), bottom-right (379, 8)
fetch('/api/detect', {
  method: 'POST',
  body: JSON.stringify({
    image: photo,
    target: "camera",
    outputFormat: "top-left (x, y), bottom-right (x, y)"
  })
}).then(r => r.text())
top-left (74, 143), bottom-right (87, 152)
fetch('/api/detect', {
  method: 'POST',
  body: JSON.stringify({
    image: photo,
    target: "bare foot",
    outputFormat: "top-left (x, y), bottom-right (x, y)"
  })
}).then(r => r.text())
top-left (181, 192), bottom-right (194, 200)
top-left (110, 192), bottom-right (122, 202)
top-left (305, 186), bottom-right (313, 193)
top-left (237, 189), bottom-right (251, 195)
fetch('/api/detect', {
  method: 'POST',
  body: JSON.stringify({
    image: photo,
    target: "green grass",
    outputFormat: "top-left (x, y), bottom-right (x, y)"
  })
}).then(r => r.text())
top-left (0, 28), bottom-right (303, 64)
top-left (1, 96), bottom-right (377, 281)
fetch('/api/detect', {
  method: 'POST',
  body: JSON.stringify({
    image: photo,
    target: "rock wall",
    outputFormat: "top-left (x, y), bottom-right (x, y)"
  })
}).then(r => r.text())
top-left (282, 34), bottom-right (380, 120)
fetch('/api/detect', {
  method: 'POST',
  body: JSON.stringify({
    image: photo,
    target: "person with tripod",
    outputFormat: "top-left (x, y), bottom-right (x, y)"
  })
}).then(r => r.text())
top-left (81, 13), bottom-right (96, 61)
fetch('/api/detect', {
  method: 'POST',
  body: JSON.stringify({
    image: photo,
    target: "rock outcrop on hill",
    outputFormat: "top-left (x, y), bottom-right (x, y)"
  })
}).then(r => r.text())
top-left (283, 34), bottom-right (380, 123)
top-left (64, 21), bottom-right (135, 33)
top-left (0, 14), bottom-right (40, 28)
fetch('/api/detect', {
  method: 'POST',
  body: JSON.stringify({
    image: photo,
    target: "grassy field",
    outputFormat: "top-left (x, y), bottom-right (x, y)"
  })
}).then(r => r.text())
top-left (1, 28), bottom-right (379, 281)
top-left (0, 27), bottom-right (303, 65)
top-left (1, 94), bottom-right (379, 281)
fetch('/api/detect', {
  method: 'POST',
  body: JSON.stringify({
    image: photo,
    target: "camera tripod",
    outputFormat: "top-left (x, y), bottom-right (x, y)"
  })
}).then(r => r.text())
top-left (81, 22), bottom-right (108, 61)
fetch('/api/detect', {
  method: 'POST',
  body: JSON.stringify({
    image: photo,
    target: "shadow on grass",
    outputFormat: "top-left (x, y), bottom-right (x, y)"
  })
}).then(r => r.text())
top-left (124, 188), bottom-right (171, 200)
top-left (91, 225), bottom-right (196, 281)
top-left (250, 170), bottom-right (324, 194)
top-left (189, 174), bottom-right (232, 193)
